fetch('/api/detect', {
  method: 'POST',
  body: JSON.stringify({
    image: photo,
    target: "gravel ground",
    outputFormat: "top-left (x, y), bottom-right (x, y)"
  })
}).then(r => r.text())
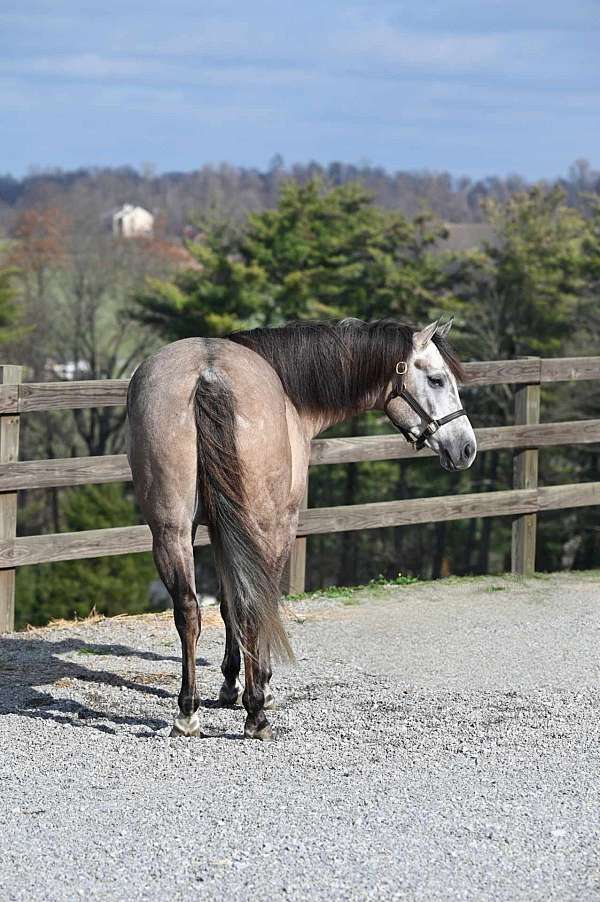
top-left (1, 571), bottom-right (599, 902)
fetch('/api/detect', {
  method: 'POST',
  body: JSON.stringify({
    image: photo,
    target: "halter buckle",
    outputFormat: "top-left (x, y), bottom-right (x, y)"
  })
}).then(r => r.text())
top-left (395, 361), bottom-right (408, 375)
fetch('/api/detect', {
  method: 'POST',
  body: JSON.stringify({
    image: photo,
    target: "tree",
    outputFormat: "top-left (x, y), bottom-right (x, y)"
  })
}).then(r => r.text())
top-left (51, 222), bottom-right (166, 457)
top-left (135, 179), bottom-right (449, 338)
top-left (444, 187), bottom-right (587, 430)
top-left (452, 188), bottom-right (585, 358)
top-left (0, 266), bottom-right (26, 349)
top-left (6, 198), bottom-right (174, 542)
top-left (444, 188), bottom-right (588, 574)
top-left (7, 207), bottom-right (68, 376)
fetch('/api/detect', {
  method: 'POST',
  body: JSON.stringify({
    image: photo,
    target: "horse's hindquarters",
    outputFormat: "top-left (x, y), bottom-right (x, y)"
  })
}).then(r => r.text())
top-left (126, 335), bottom-right (305, 739)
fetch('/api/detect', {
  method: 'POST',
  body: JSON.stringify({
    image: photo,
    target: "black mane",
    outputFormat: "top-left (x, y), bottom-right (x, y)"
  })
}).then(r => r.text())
top-left (228, 319), bottom-right (464, 415)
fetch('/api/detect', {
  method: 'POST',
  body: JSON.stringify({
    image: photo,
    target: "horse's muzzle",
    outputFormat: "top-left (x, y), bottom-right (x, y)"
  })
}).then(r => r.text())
top-left (440, 439), bottom-right (476, 471)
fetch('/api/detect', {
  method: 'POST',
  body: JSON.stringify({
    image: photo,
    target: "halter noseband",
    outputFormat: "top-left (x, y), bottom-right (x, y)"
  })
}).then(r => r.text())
top-left (384, 360), bottom-right (468, 451)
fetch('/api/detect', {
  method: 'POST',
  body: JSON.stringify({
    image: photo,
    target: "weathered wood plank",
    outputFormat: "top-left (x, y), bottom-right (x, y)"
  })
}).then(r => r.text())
top-left (3, 419), bottom-right (600, 491)
top-left (0, 523), bottom-right (211, 568)
top-left (310, 420), bottom-right (600, 465)
top-left (0, 364), bottom-right (532, 414)
top-left (464, 356), bottom-right (600, 385)
top-left (0, 366), bottom-right (22, 632)
top-left (1, 356), bottom-right (600, 416)
top-left (537, 482), bottom-right (600, 510)
top-left (18, 379), bottom-right (129, 413)
top-left (511, 366), bottom-right (540, 576)
top-left (298, 488), bottom-right (539, 536)
top-left (3, 379), bottom-right (129, 414)
top-left (298, 482), bottom-right (600, 536)
top-left (540, 357), bottom-right (600, 383)
top-left (462, 358), bottom-right (541, 386)
top-left (5, 482), bottom-right (598, 569)
top-left (0, 384), bottom-right (20, 415)
top-left (0, 454), bottom-right (133, 491)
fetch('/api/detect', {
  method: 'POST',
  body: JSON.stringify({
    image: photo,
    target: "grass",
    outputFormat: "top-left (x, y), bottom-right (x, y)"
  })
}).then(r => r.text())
top-left (285, 573), bottom-right (420, 605)
top-left (284, 569), bottom-right (580, 606)
top-left (76, 646), bottom-right (113, 656)
top-left (368, 574), bottom-right (420, 588)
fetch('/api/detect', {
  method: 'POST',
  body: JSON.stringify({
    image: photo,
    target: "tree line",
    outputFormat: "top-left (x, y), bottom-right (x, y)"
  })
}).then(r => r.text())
top-left (1, 158), bottom-right (598, 235)
top-left (1, 174), bottom-right (599, 627)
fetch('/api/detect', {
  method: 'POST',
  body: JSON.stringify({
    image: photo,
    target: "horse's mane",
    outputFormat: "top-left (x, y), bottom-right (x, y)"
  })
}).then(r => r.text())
top-left (228, 319), bottom-right (465, 415)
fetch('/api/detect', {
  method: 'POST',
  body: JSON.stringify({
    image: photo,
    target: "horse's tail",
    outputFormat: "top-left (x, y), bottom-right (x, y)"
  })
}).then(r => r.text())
top-left (193, 368), bottom-right (294, 663)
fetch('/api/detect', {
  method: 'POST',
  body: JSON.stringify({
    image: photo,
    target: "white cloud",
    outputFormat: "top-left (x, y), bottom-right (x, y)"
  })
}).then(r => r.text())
top-left (11, 53), bottom-right (150, 79)
top-left (0, 52), bottom-right (317, 89)
top-left (331, 25), bottom-right (503, 71)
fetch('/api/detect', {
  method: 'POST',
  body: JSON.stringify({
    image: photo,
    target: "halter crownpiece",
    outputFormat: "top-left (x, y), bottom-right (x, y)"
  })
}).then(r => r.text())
top-left (384, 359), bottom-right (468, 451)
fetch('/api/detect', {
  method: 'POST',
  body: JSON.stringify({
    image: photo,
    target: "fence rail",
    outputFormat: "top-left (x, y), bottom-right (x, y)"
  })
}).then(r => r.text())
top-left (1, 356), bottom-right (599, 416)
top-left (1, 354), bottom-right (599, 630)
top-left (3, 420), bottom-right (600, 492)
top-left (2, 482), bottom-right (598, 572)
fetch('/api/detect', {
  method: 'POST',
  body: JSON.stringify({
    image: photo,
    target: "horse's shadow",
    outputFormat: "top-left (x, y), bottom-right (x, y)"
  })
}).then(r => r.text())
top-left (0, 632), bottom-right (211, 736)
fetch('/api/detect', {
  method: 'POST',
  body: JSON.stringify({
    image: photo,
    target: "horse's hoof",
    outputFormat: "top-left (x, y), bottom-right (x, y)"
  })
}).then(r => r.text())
top-left (244, 718), bottom-right (274, 742)
top-left (218, 679), bottom-right (243, 707)
top-left (170, 711), bottom-right (202, 737)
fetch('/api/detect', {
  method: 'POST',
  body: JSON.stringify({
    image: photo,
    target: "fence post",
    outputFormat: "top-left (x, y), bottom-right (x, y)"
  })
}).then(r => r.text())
top-left (0, 365), bottom-right (22, 632)
top-left (284, 482), bottom-right (308, 596)
top-left (511, 358), bottom-right (540, 576)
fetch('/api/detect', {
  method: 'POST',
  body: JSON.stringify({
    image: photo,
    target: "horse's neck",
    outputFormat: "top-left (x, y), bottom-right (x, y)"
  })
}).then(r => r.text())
top-left (299, 391), bottom-right (385, 440)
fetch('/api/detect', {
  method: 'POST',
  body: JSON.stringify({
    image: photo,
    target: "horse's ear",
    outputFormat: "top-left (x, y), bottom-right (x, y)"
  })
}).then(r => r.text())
top-left (435, 317), bottom-right (454, 340)
top-left (413, 320), bottom-right (439, 351)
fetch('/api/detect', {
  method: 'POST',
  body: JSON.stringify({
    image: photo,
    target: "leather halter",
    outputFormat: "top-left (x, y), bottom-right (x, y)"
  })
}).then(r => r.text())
top-left (384, 361), bottom-right (468, 451)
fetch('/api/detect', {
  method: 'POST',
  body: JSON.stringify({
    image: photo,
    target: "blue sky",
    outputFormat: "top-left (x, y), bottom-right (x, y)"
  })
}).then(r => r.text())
top-left (1, 0), bottom-right (598, 180)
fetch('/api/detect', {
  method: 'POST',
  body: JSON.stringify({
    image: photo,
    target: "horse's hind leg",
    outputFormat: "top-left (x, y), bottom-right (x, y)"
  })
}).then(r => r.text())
top-left (242, 631), bottom-right (274, 741)
top-left (218, 596), bottom-right (243, 706)
top-left (218, 597), bottom-right (277, 709)
top-left (241, 541), bottom-right (296, 738)
top-left (218, 538), bottom-right (289, 714)
top-left (261, 649), bottom-right (275, 709)
top-left (257, 545), bottom-right (296, 712)
top-left (152, 523), bottom-right (202, 737)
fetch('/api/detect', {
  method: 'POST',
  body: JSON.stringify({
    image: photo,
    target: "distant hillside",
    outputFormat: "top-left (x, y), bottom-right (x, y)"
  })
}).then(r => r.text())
top-left (0, 159), bottom-right (597, 236)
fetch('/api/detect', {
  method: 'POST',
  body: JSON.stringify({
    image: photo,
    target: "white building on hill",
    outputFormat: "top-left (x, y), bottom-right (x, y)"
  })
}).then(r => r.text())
top-left (112, 204), bottom-right (154, 238)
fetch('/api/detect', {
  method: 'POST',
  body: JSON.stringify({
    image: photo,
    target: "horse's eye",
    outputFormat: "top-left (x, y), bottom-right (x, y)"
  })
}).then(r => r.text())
top-left (427, 375), bottom-right (444, 388)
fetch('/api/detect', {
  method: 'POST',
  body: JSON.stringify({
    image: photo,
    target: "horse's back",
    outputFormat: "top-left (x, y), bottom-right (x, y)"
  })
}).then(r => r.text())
top-left (128, 336), bottom-right (288, 435)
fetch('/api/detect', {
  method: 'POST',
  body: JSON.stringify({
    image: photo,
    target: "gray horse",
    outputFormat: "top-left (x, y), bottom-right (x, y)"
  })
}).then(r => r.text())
top-left (127, 318), bottom-right (476, 740)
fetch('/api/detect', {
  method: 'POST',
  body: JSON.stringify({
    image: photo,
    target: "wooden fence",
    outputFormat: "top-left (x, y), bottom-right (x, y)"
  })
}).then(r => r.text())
top-left (1, 355), bottom-right (599, 631)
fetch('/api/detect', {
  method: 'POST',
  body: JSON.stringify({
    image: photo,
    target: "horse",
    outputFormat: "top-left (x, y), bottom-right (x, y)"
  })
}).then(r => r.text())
top-left (127, 318), bottom-right (476, 741)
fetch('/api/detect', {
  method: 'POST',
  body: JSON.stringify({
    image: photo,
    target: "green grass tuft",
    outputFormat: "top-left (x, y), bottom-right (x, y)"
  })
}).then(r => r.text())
top-left (76, 646), bottom-right (113, 656)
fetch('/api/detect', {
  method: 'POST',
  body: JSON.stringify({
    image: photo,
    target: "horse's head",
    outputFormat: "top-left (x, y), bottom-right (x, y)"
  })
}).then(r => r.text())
top-left (384, 319), bottom-right (476, 471)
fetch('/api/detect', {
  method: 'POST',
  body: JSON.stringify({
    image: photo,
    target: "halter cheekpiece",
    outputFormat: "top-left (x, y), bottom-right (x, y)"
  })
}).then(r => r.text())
top-left (384, 360), bottom-right (467, 451)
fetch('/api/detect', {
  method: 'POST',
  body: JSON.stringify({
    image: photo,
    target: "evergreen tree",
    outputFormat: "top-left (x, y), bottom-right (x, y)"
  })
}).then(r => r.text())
top-left (134, 180), bottom-right (449, 337)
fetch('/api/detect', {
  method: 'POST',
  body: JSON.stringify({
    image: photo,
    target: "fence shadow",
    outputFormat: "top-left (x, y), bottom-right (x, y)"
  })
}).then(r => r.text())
top-left (0, 634), bottom-right (210, 735)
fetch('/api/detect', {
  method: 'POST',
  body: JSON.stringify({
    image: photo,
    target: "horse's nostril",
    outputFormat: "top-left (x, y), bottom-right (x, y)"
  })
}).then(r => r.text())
top-left (463, 442), bottom-right (473, 460)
